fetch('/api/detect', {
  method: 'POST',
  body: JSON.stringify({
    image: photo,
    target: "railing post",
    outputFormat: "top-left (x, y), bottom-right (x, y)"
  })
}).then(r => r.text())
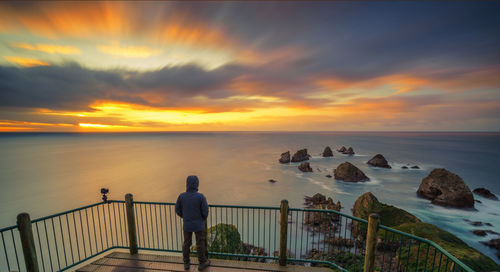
top-left (279, 199), bottom-right (289, 266)
top-left (125, 194), bottom-right (138, 254)
top-left (363, 213), bottom-right (379, 272)
top-left (17, 213), bottom-right (39, 272)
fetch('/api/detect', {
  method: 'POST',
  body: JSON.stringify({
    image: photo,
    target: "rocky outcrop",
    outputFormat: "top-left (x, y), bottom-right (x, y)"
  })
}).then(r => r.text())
top-left (472, 230), bottom-right (487, 236)
top-left (291, 149), bottom-right (311, 162)
top-left (298, 162), bottom-right (313, 172)
top-left (337, 146), bottom-right (346, 153)
top-left (481, 239), bottom-right (500, 260)
top-left (352, 192), bottom-right (500, 271)
top-left (402, 166), bottom-right (408, 169)
top-left (473, 188), bottom-right (498, 200)
top-left (367, 154), bottom-right (391, 168)
top-left (279, 151), bottom-right (290, 163)
top-left (303, 193), bottom-right (342, 231)
top-left (268, 179), bottom-right (277, 183)
top-left (411, 165), bottom-right (420, 169)
top-left (334, 162), bottom-right (369, 182)
top-left (353, 192), bottom-right (420, 228)
top-left (322, 146), bottom-right (333, 157)
top-left (343, 147), bottom-right (355, 155)
top-left (417, 168), bottom-right (474, 208)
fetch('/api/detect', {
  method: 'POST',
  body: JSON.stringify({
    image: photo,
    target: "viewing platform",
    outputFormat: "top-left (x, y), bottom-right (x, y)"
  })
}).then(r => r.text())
top-left (0, 194), bottom-right (473, 272)
top-left (77, 251), bottom-right (332, 272)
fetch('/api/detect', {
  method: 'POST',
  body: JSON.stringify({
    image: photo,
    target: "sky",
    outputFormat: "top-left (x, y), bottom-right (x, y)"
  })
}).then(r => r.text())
top-left (0, 1), bottom-right (500, 132)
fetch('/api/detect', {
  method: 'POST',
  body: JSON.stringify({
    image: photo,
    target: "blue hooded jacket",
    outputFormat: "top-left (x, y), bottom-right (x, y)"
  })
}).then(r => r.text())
top-left (175, 176), bottom-right (209, 232)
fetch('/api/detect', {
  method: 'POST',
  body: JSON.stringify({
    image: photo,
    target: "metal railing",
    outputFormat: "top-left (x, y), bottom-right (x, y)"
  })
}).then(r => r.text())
top-left (0, 196), bottom-right (474, 272)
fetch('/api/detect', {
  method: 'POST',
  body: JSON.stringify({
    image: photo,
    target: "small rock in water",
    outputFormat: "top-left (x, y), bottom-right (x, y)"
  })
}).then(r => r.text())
top-left (481, 239), bottom-right (500, 250)
top-left (471, 221), bottom-right (484, 226)
top-left (411, 165), bottom-right (420, 169)
top-left (322, 146), bottom-right (334, 157)
top-left (472, 230), bottom-right (487, 236)
top-left (268, 179), bottom-right (277, 183)
top-left (473, 188), bottom-right (498, 200)
top-left (342, 147), bottom-right (355, 155)
top-left (475, 200), bottom-right (482, 204)
top-left (334, 162), bottom-right (369, 182)
top-left (279, 151), bottom-right (291, 163)
top-left (298, 162), bottom-right (313, 172)
top-left (401, 166), bottom-right (408, 169)
top-left (337, 146), bottom-right (346, 153)
top-left (291, 149), bottom-right (311, 162)
top-left (317, 168), bottom-right (321, 172)
top-left (367, 154), bottom-right (391, 168)
top-left (326, 174), bottom-right (332, 178)
top-left (485, 223), bottom-right (493, 227)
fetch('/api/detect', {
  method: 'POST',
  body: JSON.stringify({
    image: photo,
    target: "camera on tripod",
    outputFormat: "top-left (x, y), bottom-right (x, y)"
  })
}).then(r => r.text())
top-left (101, 188), bottom-right (109, 203)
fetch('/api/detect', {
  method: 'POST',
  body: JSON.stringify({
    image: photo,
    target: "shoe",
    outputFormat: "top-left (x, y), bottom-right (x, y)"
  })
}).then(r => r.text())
top-left (184, 263), bottom-right (190, 270)
top-left (198, 260), bottom-right (211, 271)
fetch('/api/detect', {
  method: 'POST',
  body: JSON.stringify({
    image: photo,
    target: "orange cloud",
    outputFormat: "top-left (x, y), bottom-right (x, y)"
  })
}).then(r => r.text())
top-left (97, 41), bottom-right (161, 58)
top-left (11, 43), bottom-right (81, 55)
top-left (316, 74), bottom-right (429, 95)
top-left (0, 120), bottom-right (74, 132)
top-left (4, 56), bottom-right (50, 67)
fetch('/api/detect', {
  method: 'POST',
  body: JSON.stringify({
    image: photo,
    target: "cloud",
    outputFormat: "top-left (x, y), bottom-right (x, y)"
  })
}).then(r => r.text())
top-left (4, 56), bottom-right (50, 67)
top-left (97, 41), bottom-right (161, 58)
top-left (11, 43), bottom-right (81, 55)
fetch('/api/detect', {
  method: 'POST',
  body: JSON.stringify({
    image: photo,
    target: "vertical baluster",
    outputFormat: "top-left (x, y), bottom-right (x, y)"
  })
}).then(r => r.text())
top-left (96, 206), bottom-right (103, 252)
top-left (35, 223), bottom-right (45, 271)
top-left (71, 212), bottom-right (80, 262)
top-left (102, 205), bottom-right (109, 249)
top-left (43, 221), bottom-right (53, 272)
top-left (91, 208), bottom-right (98, 252)
top-left (1, 232), bottom-right (11, 271)
top-left (65, 214), bottom-right (74, 264)
top-left (57, 217), bottom-right (68, 267)
top-left (50, 218), bottom-right (61, 270)
top-left (84, 210), bottom-right (92, 255)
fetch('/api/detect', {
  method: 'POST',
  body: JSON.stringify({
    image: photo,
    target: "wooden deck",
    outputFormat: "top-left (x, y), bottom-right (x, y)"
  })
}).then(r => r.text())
top-left (76, 252), bottom-right (333, 272)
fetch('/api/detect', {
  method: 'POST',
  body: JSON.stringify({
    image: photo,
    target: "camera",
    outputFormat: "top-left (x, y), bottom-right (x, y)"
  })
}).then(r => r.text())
top-left (101, 188), bottom-right (109, 203)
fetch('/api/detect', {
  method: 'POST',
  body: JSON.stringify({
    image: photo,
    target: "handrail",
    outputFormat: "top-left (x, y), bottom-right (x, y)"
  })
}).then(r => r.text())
top-left (0, 198), bottom-right (476, 272)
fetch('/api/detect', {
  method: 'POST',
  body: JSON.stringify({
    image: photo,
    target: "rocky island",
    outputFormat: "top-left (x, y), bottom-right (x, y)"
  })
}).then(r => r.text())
top-left (291, 148), bottom-right (311, 162)
top-left (367, 154), bottom-right (391, 168)
top-left (417, 168), bottom-right (474, 208)
top-left (334, 162), bottom-right (369, 182)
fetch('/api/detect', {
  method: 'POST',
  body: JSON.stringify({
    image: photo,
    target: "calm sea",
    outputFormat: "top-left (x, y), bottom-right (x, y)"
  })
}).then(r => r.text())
top-left (0, 132), bottom-right (499, 262)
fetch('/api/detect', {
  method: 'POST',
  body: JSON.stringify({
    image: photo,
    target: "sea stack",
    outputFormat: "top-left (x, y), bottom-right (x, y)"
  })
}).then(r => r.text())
top-left (343, 147), bottom-right (355, 155)
top-left (298, 162), bottom-right (313, 172)
top-left (334, 162), bottom-right (369, 182)
top-left (279, 151), bottom-right (290, 163)
top-left (291, 149), bottom-right (311, 162)
top-left (337, 146), bottom-right (346, 153)
top-left (322, 146), bottom-right (333, 157)
top-left (367, 154), bottom-right (391, 168)
top-left (473, 188), bottom-right (498, 200)
top-left (417, 168), bottom-right (474, 208)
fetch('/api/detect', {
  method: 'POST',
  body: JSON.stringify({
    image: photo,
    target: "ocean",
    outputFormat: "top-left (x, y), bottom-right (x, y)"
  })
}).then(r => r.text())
top-left (0, 132), bottom-right (499, 263)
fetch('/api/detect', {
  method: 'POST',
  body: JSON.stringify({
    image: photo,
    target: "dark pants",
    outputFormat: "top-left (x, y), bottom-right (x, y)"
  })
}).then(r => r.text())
top-left (183, 230), bottom-right (208, 265)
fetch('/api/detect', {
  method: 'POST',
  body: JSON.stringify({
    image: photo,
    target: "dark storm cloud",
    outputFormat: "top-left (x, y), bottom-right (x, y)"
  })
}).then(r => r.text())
top-left (0, 63), bottom-right (245, 110)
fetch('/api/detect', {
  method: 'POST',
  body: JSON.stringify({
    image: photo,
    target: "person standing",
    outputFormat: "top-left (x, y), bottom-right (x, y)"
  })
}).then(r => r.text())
top-left (175, 175), bottom-right (210, 271)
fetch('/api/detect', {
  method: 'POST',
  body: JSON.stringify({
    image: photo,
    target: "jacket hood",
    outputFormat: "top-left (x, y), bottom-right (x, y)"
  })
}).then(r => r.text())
top-left (186, 175), bottom-right (199, 193)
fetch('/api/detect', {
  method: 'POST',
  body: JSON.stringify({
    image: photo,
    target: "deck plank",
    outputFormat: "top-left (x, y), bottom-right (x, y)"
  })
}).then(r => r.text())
top-left (76, 251), bottom-right (333, 272)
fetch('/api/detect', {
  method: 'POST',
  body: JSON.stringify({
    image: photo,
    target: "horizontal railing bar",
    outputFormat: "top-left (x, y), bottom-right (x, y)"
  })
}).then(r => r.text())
top-left (32, 202), bottom-right (105, 223)
top-left (0, 225), bottom-right (17, 232)
top-left (379, 225), bottom-right (474, 272)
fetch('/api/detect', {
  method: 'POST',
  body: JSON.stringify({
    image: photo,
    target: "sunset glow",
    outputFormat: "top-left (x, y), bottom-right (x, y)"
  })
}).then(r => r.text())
top-left (1, 1), bottom-right (499, 132)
